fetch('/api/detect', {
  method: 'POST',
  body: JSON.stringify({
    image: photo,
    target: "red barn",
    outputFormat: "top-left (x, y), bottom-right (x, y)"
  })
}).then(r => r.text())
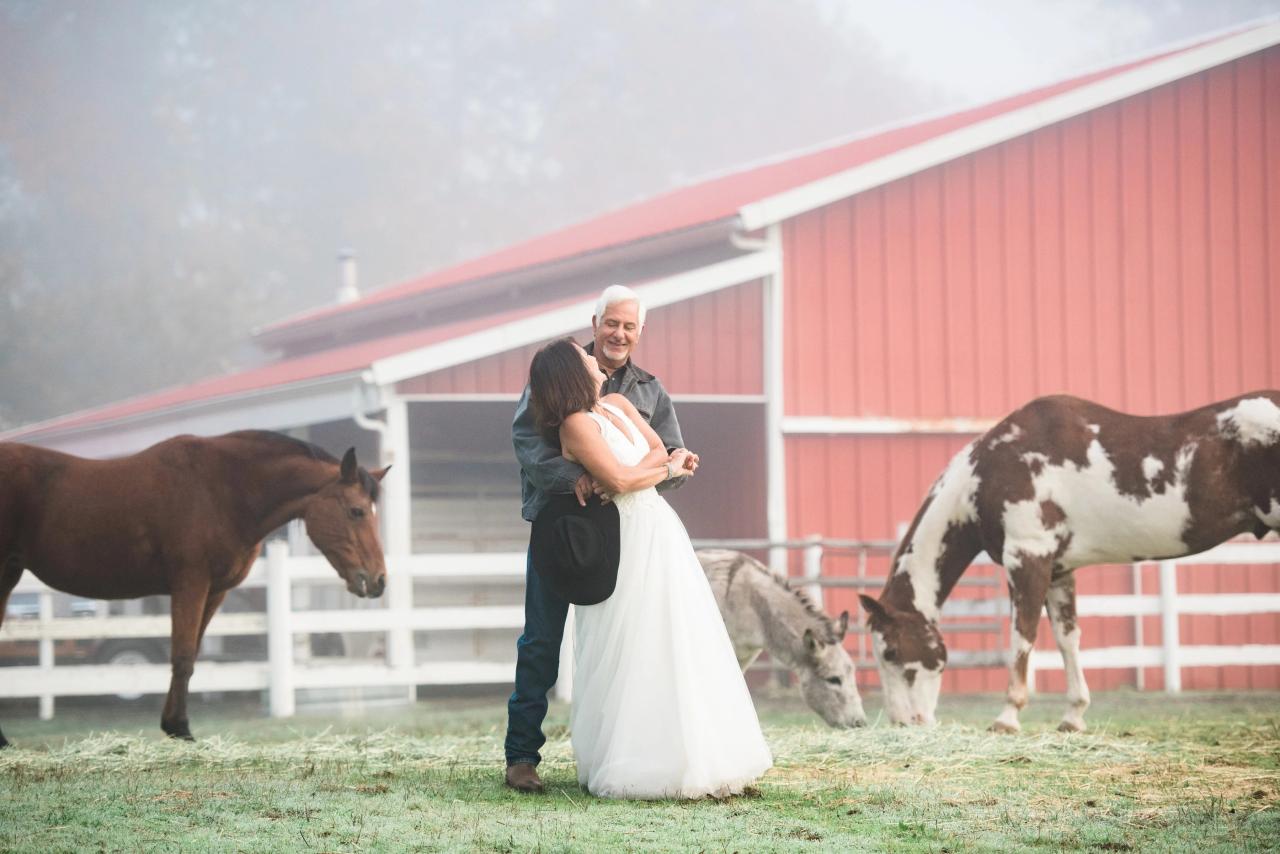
top-left (7, 23), bottom-right (1279, 697)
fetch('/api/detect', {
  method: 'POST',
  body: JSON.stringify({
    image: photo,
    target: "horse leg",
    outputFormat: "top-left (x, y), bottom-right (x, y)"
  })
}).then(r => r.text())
top-left (160, 581), bottom-right (210, 741)
top-left (1046, 574), bottom-right (1090, 732)
top-left (196, 590), bottom-right (228, 650)
top-left (991, 555), bottom-right (1052, 734)
top-left (0, 553), bottom-right (24, 749)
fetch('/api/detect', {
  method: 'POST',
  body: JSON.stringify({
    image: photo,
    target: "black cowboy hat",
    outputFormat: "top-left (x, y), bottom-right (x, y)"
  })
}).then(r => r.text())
top-left (530, 493), bottom-right (620, 606)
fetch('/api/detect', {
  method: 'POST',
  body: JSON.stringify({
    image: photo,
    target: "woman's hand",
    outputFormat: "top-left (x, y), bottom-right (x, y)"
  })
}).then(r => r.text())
top-left (667, 449), bottom-right (694, 478)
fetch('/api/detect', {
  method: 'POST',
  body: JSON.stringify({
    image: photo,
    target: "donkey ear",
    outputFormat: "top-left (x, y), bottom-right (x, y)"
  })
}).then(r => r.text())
top-left (858, 594), bottom-right (888, 625)
top-left (340, 448), bottom-right (358, 483)
top-left (803, 627), bottom-right (820, 655)
top-left (836, 610), bottom-right (850, 640)
top-left (369, 465), bottom-right (391, 482)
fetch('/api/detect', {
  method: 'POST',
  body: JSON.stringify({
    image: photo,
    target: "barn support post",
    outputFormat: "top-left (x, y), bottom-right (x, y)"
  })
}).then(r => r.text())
top-left (266, 540), bottom-right (295, 718)
top-left (763, 223), bottom-right (787, 577)
top-left (1159, 559), bottom-right (1181, 693)
top-left (380, 396), bottom-right (416, 694)
top-left (37, 589), bottom-right (54, 720)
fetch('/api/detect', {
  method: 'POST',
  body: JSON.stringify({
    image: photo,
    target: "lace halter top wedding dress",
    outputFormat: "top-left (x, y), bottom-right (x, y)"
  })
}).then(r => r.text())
top-left (569, 400), bottom-right (772, 799)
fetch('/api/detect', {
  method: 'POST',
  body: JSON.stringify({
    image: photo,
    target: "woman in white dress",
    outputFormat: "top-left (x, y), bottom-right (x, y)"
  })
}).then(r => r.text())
top-left (527, 338), bottom-right (772, 799)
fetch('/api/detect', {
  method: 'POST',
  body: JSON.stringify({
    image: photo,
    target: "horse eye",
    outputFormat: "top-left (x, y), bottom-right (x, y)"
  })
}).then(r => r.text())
top-left (883, 648), bottom-right (897, 662)
top-left (825, 676), bottom-right (842, 686)
top-left (349, 507), bottom-right (365, 519)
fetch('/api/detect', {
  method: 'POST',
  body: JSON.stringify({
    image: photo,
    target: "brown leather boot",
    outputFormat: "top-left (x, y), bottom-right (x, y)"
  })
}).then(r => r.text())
top-left (505, 762), bottom-right (545, 793)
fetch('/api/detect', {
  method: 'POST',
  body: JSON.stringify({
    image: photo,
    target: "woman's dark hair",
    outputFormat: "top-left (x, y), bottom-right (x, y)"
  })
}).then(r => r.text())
top-left (529, 338), bottom-right (599, 444)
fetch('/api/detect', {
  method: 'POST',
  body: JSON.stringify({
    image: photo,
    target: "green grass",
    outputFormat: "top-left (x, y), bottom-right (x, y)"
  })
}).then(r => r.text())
top-left (1, 691), bottom-right (1277, 852)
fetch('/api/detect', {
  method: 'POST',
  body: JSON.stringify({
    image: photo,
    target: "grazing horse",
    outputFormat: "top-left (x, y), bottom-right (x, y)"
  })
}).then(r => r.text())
top-left (0, 430), bottom-right (389, 747)
top-left (858, 392), bottom-right (1280, 733)
top-left (698, 549), bottom-right (865, 728)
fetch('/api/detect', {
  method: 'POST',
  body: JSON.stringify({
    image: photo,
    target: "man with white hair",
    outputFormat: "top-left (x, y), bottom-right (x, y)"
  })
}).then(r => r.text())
top-left (505, 284), bottom-right (696, 793)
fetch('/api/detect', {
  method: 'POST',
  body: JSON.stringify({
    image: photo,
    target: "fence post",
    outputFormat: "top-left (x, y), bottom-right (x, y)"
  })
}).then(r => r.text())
top-left (266, 540), bottom-right (295, 717)
top-left (802, 537), bottom-right (824, 611)
top-left (1132, 562), bottom-right (1145, 691)
top-left (38, 589), bottom-right (54, 720)
top-left (1159, 559), bottom-right (1181, 693)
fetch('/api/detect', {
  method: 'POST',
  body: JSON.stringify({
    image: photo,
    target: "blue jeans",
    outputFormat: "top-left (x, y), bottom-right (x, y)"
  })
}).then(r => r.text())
top-left (504, 549), bottom-right (569, 766)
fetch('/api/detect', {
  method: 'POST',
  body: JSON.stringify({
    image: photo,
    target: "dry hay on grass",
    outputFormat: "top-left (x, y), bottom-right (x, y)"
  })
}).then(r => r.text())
top-left (3, 719), bottom-right (1276, 809)
top-left (765, 720), bottom-right (1279, 824)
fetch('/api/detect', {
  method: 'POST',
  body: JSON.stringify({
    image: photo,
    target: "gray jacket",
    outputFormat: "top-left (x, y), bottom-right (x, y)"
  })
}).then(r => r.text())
top-left (513, 348), bottom-right (685, 522)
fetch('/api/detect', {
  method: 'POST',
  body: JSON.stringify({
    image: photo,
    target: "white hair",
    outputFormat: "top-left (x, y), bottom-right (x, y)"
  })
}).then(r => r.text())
top-left (594, 284), bottom-right (646, 326)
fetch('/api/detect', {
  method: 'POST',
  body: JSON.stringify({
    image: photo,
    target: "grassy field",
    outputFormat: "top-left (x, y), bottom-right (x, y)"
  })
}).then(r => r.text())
top-left (1, 690), bottom-right (1277, 853)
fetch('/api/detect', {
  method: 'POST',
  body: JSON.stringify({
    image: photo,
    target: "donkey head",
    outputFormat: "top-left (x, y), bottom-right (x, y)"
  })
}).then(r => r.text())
top-left (304, 448), bottom-right (390, 598)
top-left (859, 594), bottom-right (946, 725)
top-left (797, 611), bottom-right (866, 728)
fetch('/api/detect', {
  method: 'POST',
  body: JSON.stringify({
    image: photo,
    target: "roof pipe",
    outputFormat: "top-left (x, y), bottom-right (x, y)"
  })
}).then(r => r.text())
top-left (730, 227), bottom-right (769, 252)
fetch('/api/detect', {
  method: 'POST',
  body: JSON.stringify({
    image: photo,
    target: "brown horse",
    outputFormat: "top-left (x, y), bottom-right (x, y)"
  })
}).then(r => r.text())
top-left (858, 392), bottom-right (1280, 733)
top-left (0, 430), bottom-right (389, 746)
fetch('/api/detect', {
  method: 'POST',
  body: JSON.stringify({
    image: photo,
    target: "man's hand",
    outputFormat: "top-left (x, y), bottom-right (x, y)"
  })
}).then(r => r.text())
top-left (573, 473), bottom-right (594, 506)
top-left (667, 449), bottom-right (694, 478)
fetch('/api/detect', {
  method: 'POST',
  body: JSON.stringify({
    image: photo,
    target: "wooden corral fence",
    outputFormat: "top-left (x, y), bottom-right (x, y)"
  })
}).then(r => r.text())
top-left (3, 540), bottom-right (1279, 719)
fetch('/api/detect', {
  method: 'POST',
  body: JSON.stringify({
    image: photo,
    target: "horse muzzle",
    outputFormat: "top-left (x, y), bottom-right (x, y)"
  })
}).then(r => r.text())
top-left (347, 570), bottom-right (386, 598)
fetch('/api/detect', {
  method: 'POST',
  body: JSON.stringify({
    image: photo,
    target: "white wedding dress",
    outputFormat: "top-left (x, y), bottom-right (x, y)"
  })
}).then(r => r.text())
top-left (570, 401), bottom-right (772, 799)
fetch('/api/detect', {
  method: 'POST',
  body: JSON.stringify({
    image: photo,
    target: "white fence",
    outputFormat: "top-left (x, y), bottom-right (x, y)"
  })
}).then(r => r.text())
top-left (3, 539), bottom-right (1279, 720)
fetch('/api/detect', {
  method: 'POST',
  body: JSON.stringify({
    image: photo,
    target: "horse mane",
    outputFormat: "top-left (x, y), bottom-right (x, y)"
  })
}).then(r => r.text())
top-left (225, 430), bottom-right (333, 460)
top-left (222, 431), bottom-right (380, 499)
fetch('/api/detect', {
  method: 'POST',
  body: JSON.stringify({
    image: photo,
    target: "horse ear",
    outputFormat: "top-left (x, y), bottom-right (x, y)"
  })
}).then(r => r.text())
top-left (340, 448), bottom-right (358, 483)
top-left (858, 594), bottom-right (888, 626)
top-left (836, 610), bottom-right (849, 640)
top-left (803, 627), bottom-right (820, 655)
top-left (369, 465), bottom-right (391, 482)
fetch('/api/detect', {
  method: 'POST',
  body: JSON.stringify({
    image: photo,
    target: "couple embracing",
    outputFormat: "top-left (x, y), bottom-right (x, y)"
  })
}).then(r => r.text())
top-left (505, 285), bottom-right (772, 799)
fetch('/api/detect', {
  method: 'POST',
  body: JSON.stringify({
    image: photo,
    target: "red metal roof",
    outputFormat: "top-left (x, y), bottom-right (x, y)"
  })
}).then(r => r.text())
top-left (261, 32), bottom-right (1230, 337)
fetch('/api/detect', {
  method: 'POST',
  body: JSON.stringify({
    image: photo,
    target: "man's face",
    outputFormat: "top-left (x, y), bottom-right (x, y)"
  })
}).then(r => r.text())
top-left (591, 300), bottom-right (642, 371)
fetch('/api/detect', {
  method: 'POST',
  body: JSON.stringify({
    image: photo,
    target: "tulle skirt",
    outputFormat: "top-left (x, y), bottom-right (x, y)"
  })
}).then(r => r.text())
top-left (570, 488), bottom-right (772, 799)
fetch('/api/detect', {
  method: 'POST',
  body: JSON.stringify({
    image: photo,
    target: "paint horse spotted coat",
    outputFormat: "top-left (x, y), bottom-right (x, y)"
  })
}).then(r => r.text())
top-left (859, 392), bottom-right (1280, 732)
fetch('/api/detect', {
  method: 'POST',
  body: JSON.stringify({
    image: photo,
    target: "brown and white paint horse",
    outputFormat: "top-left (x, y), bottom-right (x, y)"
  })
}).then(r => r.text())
top-left (859, 392), bottom-right (1280, 733)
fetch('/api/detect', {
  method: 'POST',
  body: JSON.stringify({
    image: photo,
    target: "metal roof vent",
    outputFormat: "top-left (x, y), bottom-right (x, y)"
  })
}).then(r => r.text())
top-left (336, 247), bottom-right (359, 304)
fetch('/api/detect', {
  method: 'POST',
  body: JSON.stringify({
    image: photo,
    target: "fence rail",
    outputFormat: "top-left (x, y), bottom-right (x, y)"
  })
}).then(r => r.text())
top-left (3, 539), bottom-right (1279, 719)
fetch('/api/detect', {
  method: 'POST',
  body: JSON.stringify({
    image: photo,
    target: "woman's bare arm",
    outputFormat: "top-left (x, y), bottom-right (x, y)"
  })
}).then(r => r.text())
top-left (560, 411), bottom-right (689, 495)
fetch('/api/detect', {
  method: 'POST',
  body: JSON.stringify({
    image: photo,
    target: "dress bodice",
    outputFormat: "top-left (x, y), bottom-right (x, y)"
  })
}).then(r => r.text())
top-left (586, 401), bottom-right (647, 467)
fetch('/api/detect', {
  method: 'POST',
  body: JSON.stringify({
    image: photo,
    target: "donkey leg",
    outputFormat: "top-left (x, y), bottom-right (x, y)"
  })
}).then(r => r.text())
top-left (161, 582), bottom-right (210, 741)
top-left (0, 553), bottom-right (24, 748)
top-left (991, 556), bottom-right (1052, 734)
top-left (1046, 574), bottom-right (1090, 732)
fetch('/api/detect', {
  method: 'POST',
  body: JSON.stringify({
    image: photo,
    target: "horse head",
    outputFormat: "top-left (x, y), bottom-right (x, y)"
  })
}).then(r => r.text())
top-left (858, 594), bottom-right (946, 726)
top-left (797, 611), bottom-right (866, 728)
top-left (304, 448), bottom-right (390, 598)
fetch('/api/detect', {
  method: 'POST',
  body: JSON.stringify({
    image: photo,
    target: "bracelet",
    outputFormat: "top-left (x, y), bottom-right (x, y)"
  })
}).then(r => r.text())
top-left (664, 461), bottom-right (675, 481)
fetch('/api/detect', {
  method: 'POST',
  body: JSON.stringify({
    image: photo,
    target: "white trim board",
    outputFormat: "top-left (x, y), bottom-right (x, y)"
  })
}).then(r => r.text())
top-left (739, 22), bottom-right (1280, 230)
top-left (783, 415), bottom-right (997, 435)
top-left (370, 250), bottom-right (778, 387)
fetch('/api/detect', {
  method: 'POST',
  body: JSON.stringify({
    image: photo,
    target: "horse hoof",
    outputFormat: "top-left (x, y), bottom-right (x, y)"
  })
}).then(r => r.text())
top-left (1057, 720), bottom-right (1085, 733)
top-left (0, 736), bottom-right (10, 749)
top-left (162, 721), bottom-right (194, 741)
top-left (988, 721), bottom-right (1020, 735)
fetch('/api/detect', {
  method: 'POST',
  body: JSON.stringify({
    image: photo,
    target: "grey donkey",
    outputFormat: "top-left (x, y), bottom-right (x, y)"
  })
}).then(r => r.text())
top-left (697, 548), bottom-right (866, 728)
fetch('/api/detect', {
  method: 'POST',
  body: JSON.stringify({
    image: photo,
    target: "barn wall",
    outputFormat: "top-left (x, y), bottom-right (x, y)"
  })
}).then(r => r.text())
top-left (783, 48), bottom-right (1280, 695)
top-left (783, 47), bottom-right (1280, 420)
